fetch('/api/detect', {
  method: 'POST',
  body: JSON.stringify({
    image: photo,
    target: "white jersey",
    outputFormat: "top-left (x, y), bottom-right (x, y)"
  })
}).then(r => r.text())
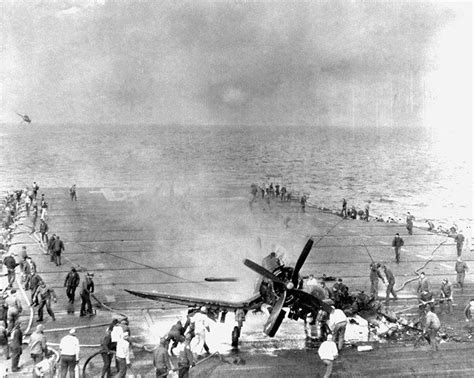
top-left (191, 312), bottom-right (210, 334)
top-left (111, 325), bottom-right (123, 343)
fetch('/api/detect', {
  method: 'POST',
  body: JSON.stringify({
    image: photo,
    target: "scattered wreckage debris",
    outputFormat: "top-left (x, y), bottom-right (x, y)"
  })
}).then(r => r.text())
top-left (305, 289), bottom-right (471, 348)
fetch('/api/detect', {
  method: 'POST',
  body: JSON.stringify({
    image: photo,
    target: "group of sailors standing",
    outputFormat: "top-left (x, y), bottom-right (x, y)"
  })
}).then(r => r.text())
top-left (0, 183), bottom-right (97, 375)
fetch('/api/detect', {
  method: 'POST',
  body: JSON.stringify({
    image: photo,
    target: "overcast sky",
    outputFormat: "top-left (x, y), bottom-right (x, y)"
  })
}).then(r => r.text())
top-left (1, 0), bottom-right (471, 127)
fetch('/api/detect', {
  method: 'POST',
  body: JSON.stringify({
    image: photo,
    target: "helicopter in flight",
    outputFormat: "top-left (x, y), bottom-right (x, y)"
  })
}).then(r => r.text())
top-left (16, 113), bottom-right (31, 124)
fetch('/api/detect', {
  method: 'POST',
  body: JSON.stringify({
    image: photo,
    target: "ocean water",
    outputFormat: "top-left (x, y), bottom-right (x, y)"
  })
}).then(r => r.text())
top-left (0, 124), bottom-right (471, 227)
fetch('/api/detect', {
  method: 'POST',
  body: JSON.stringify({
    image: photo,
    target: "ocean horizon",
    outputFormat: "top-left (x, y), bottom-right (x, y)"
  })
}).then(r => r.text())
top-left (0, 123), bottom-right (471, 229)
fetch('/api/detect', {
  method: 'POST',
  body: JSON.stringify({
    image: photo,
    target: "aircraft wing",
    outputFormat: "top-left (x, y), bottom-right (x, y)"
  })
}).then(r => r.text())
top-left (124, 289), bottom-right (263, 312)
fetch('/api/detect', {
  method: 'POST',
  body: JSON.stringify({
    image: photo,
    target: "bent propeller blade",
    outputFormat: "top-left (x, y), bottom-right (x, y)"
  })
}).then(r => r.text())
top-left (291, 237), bottom-right (314, 285)
top-left (243, 259), bottom-right (286, 285)
top-left (264, 291), bottom-right (287, 337)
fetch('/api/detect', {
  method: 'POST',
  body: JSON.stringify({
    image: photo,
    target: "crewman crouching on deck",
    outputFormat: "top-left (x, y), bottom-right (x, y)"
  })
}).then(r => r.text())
top-left (165, 320), bottom-right (185, 356)
top-left (327, 307), bottom-right (347, 352)
top-left (423, 305), bottom-right (440, 352)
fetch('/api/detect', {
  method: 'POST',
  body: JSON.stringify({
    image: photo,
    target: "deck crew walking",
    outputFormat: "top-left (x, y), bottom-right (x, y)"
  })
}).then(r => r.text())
top-left (30, 271), bottom-right (44, 306)
top-left (5, 289), bottom-right (22, 333)
top-left (37, 282), bottom-right (57, 322)
top-left (341, 199), bottom-right (347, 218)
top-left (391, 233), bottom-right (404, 264)
top-left (10, 322), bottom-right (23, 372)
top-left (406, 212), bottom-right (415, 235)
top-left (39, 219), bottom-right (49, 244)
top-left (383, 265), bottom-right (397, 304)
top-left (47, 234), bottom-right (56, 262)
top-left (300, 195), bottom-right (307, 213)
top-left (3, 252), bottom-right (18, 288)
top-left (455, 231), bottom-right (465, 257)
top-left (29, 324), bottom-right (47, 364)
top-left (70, 185), bottom-right (77, 201)
top-left (52, 236), bottom-right (65, 266)
top-left (64, 267), bottom-right (80, 305)
top-left (455, 258), bottom-right (468, 288)
top-left (80, 273), bottom-right (95, 317)
top-left (190, 307), bottom-right (212, 355)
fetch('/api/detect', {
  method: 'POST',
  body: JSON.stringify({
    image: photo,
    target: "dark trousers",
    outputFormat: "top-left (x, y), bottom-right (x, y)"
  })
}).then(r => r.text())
top-left (116, 357), bottom-right (127, 377)
top-left (370, 280), bottom-right (379, 299)
top-left (333, 323), bottom-right (346, 351)
top-left (395, 247), bottom-right (401, 263)
top-left (7, 269), bottom-right (15, 287)
top-left (31, 287), bottom-right (39, 305)
top-left (80, 294), bottom-right (92, 315)
top-left (426, 328), bottom-right (439, 351)
top-left (31, 352), bottom-right (43, 365)
top-left (101, 352), bottom-right (112, 377)
top-left (386, 282), bottom-right (397, 302)
top-left (66, 286), bottom-right (77, 303)
top-left (54, 252), bottom-right (62, 266)
top-left (178, 366), bottom-right (190, 378)
top-left (38, 300), bottom-right (55, 321)
top-left (60, 355), bottom-right (76, 378)
top-left (156, 368), bottom-right (168, 377)
top-left (322, 359), bottom-right (334, 378)
top-left (0, 344), bottom-right (10, 359)
top-left (11, 347), bottom-right (21, 371)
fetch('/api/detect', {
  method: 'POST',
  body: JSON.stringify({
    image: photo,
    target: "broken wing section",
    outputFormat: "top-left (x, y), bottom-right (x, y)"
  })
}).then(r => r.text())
top-left (124, 289), bottom-right (262, 312)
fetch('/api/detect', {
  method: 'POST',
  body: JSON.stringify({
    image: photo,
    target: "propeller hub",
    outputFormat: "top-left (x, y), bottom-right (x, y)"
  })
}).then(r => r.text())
top-left (286, 282), bottom-right (295, 290)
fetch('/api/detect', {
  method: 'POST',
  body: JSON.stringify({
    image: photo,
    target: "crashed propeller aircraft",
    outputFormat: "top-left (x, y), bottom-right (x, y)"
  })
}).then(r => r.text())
top-left (125, 237), bottom-right (333, 347)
